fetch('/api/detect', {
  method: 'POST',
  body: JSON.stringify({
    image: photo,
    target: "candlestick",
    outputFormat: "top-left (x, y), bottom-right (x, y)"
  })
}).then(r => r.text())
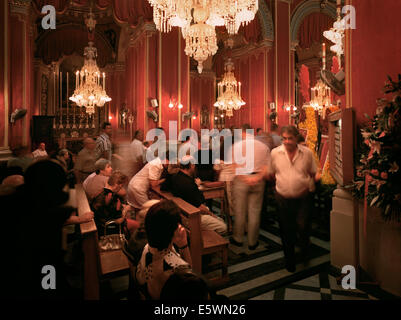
top-left (66, 72), bottom-right (69, 128)
top-left (59, 72), bottom-right (63, 129)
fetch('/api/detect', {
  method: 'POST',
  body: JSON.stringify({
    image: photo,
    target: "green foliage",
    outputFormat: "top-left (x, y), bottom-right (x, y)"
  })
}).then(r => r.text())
top-left (352, 75), bottom-right (401, 221)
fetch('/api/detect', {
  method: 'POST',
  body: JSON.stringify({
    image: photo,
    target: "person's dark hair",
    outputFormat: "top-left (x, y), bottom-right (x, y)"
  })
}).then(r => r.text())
top-left (256, 128), bottom-right (263, 134)
top-left (160, 269), bottom-right (210, 300)
top-left (179, 162), bottom-right (192, 170)
top-left (134, 130), bottom-right (142, 139)
top-left (102, 122), bottom-right (111, 130)
top-left (242, 123), bottom-right (252, 131)
top-left (296, 134), bottom-right (305, 144)
top-left (281, 125), bottom-right (300, 138)
top-left (179, 156), bottom-right (194, 170)
top-left (24, 160), bottom-right (68, 206)
top-left (1, 166), bottom-right (23, 183)
top-left (271, 123), bottom-right (279, 132)
top-left (145, 200), bottom-right (182, 251)
top-left (108, 170), bottom-right (127, 186)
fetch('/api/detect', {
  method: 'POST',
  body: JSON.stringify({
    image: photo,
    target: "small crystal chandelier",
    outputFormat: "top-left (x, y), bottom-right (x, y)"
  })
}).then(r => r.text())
top-left (147, 0), bottom-right (258, 73)
top-left (310, 79), bottom-right (331, 117)
top-left (214, 58), bottom-right (245, 118)
top-left (69, 9), bottom-right (111, 115)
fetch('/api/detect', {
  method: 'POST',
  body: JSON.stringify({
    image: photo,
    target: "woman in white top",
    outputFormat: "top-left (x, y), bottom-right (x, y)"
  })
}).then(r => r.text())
top-left (136, 200), bottom-right (191, 299)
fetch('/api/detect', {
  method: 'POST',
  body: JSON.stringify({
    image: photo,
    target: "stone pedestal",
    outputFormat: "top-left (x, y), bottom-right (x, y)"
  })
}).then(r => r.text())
top-left (331, 186), bottom-right (401, 297)
top-left (330, 187), bottom-right (357, 269)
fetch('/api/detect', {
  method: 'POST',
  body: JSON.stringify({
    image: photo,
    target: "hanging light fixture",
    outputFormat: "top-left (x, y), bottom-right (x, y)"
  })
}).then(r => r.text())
top-left (323, 0), bottom-right (345, 67)
top-left (214, 58), bottom-right (245, 117)
top-left (69, 9), bottom-right (111, 115)
top-left (310, 79), bottom-right (332, 117)
top-left (184, 6), bottom-right (218, 73)
top-left (148, 0), bottom-right (258, 73)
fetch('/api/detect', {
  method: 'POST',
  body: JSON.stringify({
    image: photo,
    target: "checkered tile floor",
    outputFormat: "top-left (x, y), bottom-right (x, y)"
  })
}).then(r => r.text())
top-left (252, 270), bottom-right (378, 300)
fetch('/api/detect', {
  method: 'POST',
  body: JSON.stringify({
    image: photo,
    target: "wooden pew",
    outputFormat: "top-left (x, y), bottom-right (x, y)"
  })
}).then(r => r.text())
top-left (151, 186), bottom-right (228, 282)
top-left (74, 184), bottom-right (129, 300)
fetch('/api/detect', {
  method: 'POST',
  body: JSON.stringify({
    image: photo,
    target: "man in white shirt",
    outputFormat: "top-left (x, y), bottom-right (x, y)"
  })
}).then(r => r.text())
top-left (130, 129), bottom-right (146, 176)
top-left (127, 151), bottom-right (170, 210)
top-left (32, 142), bottom-right (48, 158)
top-left (268, 125), bottom-right (319, 272)
top-left (229, 124), bottom-right (270, 251)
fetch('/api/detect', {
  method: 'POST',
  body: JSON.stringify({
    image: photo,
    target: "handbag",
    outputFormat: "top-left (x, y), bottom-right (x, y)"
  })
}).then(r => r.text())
top-left (98, 220), bottom-right (127, 252)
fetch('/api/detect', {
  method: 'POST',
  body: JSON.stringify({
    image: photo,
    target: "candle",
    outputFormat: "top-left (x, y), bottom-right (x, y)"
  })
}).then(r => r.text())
top-left (53, 72), bottom-right (56, 115)
top-left (238, 82), bottom-right (241, 97)
top-left (60, 71), bottom-right (63, 129)
top-left (322, 43), bottom-right (326, 70)
top-left (60, 71), bottom-right (62, 114)
top-left (103, 72), bottom-right (105, 90)
top-left (66, 72), bottom-right (69, 126)
top-left (75, 71), bottom-right (79, 89)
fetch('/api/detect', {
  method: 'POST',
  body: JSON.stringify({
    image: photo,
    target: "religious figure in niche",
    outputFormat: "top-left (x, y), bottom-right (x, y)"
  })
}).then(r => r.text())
top-left (200, 105), bottom-right (210, 128)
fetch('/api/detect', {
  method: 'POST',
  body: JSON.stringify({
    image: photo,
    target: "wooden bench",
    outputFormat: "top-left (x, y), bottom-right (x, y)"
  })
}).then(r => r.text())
top-left (151, 186), bottom-right (229, 282)
top-left (74, 184), bottom-right (129, 300)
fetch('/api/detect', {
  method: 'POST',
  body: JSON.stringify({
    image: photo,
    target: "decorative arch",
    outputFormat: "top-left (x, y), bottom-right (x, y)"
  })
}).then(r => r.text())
top-left (35, 24), bottom-right (115, 68)
top-left (257, 0), bottom-right (274, 41)
top-left (290, 0), bottom-right (336, 44)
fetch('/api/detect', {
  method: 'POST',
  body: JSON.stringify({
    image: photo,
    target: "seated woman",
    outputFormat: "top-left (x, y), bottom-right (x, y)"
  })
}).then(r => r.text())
top-left (91, 170), bottom-right (139, 238)
top-left (126, 199), bottom-right (161, 265)
top-left (136, 200), bottom-right (192, 300)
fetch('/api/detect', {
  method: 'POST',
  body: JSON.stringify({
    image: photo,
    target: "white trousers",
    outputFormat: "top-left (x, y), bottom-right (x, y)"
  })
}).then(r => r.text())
top-left (232, 178), bottom-right (265, 246)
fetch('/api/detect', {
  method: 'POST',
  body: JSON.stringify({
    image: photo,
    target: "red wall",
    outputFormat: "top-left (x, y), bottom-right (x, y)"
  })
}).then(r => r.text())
top-left (125, 28), bottom-right (189, 139)
top-left (10, 16), bottom-right (24, 147)
top-left (190, 75), bottom-right (215, 134)
top-left (223, 51), bottom-right (266, 130)
top-left (0, 2), bottom-right (6, 148)
top-left (351, 0), bottom-right (401, 125)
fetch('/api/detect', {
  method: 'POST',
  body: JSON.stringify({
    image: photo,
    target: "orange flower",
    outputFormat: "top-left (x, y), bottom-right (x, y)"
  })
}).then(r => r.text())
top-left (371, 169), bottom-right (379, 176)
top-left (380, 172), bottom-right (388, 179)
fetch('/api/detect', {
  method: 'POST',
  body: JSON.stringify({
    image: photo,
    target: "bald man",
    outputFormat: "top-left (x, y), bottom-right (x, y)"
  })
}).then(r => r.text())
top-left (74, 138), bottom-right (97, 183)
top-left (0, 175), bottom-right (24, 196)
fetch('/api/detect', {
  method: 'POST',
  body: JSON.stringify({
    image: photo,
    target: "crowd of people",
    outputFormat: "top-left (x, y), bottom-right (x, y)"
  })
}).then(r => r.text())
top-left (0, 120), bottom-right (321, 299)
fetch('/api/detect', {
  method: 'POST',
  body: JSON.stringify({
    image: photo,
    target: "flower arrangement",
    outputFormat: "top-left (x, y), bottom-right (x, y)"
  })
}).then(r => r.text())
top-left (352, 75), bottom-right (401, 221)
top-left (299, 105), bottom-right (318, 152)
top-left (299, 105), bottom-right (336, 184)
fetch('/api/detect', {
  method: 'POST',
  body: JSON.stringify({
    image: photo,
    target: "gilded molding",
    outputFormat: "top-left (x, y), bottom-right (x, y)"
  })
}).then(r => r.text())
top-left (257, 0), bottom-right (275, 41)
top-left (9, 0), bottom-right (31, 16)
top-left (290, 0), bottom-right (336, 44)
top-left (190, 70), bottom-right (216, 80)
top-left (231, 39), bottom-right (273, 59)
top-left (129, 22), bottom-right (157, 48)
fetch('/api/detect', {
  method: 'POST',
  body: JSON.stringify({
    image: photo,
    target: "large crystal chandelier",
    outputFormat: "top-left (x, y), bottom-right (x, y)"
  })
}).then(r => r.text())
top-left (69, 10), bottom-right (111, 115)
top-left (214, 58), bottom-right (245, 117)
top-left (148, 0), bottom-right (258, 73)
top-left (183, 6), bottom-right (218, 73)
top-left (323, 0), bottom-right (345, 67)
